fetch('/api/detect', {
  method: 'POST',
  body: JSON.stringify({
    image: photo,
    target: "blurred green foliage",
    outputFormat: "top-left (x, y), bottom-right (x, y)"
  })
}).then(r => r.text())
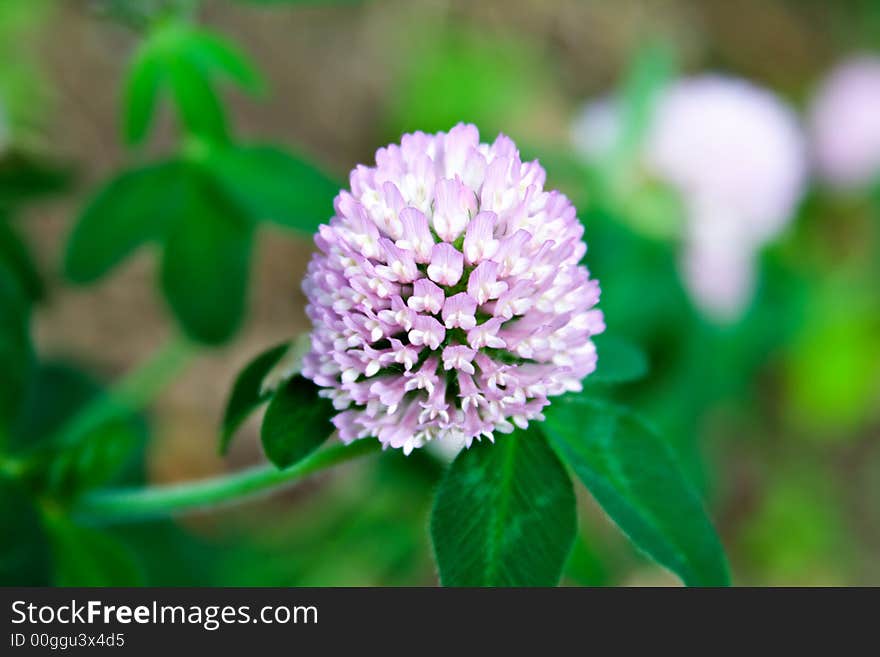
top-left (0, 348), bottom-right (151, 586)
top-left (0, 263), bottom-right (35, 435)
top-left (385, 25), bottom-right (557, 140)
top-left (0, 0), bottom-right (53, 142)
top-left (786, 277), bottom-right (880, 436)
top-left (65, 17), bottom-right (338, 344)
top-left (739, 465), bottom-right (851, 585)
top-left (123, 21), bottom-right (265, 146)
top-left (0, 479), bottom-right (51, 586)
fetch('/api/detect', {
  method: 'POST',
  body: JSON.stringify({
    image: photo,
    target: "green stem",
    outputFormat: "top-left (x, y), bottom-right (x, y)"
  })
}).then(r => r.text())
top-left (74, 440), bottom-right (381, 523)
top-left (53, 336), bottom-right (196, 450)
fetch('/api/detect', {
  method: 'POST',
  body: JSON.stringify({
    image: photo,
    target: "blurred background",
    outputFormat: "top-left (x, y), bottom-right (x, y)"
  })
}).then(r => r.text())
top-left (1, 0), bottom-right (879, 586)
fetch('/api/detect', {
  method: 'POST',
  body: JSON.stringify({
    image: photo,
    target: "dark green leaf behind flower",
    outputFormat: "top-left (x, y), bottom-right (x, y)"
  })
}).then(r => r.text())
top-left (260, 375), bottom-right (335, 469)
top-left (221, 341), bottom-right (292, 454)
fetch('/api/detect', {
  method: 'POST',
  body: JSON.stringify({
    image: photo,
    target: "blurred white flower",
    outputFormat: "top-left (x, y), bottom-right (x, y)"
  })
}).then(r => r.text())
top-left (681, 202), bottom-right (757, 321)
top-left (646, 76), bottom-right (807, 246)
top-left (810, 55), bottom-right (880, 190)
top-left (572, 75), bottom-right (807, 321)
top-left (571, 97), bottom-right (621, 162)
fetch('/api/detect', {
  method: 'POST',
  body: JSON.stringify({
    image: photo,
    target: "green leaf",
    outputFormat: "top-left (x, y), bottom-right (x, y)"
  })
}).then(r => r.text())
top-left (612, 41), bottom-right (675, 166)
top-left (0, 214), bottom-right (44, 302)
top-left (0, 151), bottom-right (70, 207)
top-left (11, 362), bottom-right (148, 495)
top-left (11, 361), bottom-right (99, 452)
top-left (45, 512), bottom-right (144, 586)
top-left (167, 52), bottom-right (229, 142)
top-left (430, 426), bottom-right (577, 586)
top-left (0, 479), bottom-right (51, 585)
top-left (123, 42), bottom-right (165, 146)
top-left (206, 144), bottom-right (338, 233)
top-left (588, 334), bottom-right (649, 385)
top-left (260, 375), bottom-right (334, 469)
top-left (221, 341), bottom-right (291, 454)
top-left (123, 22), bottom-right (263, 145)
top-left (159, 169), bottom-right (253, 345)
top-left (65, 160), bottom-right (184, 284)
top-left (564, 531), bottom-right (610, 586)
top-left (0, 263), bottom-right (34, 435)
top-left (185, 31), bottom-right (265, 96)
top-left (544, 395), bottom-right (730, 586)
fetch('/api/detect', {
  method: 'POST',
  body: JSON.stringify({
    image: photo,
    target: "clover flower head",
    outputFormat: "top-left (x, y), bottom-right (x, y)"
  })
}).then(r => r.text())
top-left (572, 75), bottom-right (807, 321)
top-left (302, 123), bottom-right (604, 454)
top-left (810, 55), bottom-right (880, 190)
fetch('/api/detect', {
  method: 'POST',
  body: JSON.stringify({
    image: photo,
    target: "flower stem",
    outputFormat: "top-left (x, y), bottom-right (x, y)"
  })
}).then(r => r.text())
top-left (74, 440), bottom-right (381, 523)
top-left (54, 336), bottom-right (196, 450)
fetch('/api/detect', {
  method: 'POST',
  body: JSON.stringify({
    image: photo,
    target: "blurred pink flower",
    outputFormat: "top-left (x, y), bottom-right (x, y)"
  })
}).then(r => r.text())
top-left (681, 204), bottom-right (757, 321)
top-left (302, 124), bottom-right (604, 454)
top-left (571, 97), bottom-right (620, 162)
top-left (573, 75), bottom-right (807, 321)
top-left (646, 76), bottom-right (806, 245)
top-left (810, 55), bottom-right (880, 190)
